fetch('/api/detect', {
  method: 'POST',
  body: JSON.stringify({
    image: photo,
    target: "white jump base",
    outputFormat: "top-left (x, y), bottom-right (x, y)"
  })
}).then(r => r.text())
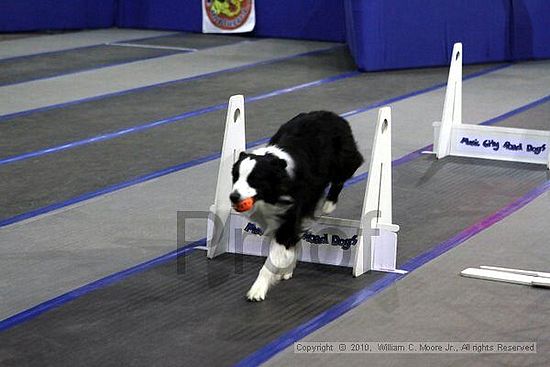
top-left (206, 95), bottom-right (406, 277)
top-left (432, 43), bottom-right (550, 169)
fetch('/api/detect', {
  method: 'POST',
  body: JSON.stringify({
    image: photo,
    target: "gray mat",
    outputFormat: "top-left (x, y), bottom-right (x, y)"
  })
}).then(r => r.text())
top-left (496, 99), bottom-right (550, 131)
top-left (0, 45), bottom-right (181, 86)
top-left (0, 47), bottom-right (355, 158)
top-left (267, 188), bottom-right (550, 367)
top-left (0, 29), bottom-right (175, 60)
top-left (3, 61), bottom-right (549, 322)
top-left (0, 154), bottom-right (546, 367)
top-left (0, 33), bottom-right (46, 42)
top-left (334, 156), bottom-right (550, 265)
top-left (0, 63), bottom-right (495, 221)
top-left (4, 62), bottom-right (548, 321)
top-left (126, 32), bottom-right (252, 50)
top-left (0, 38), bottom-right (336, 115)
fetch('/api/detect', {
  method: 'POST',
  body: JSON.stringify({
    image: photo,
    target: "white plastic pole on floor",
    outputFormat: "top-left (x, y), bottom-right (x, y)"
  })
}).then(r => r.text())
top-left (207, 95), bottom-right (245, 258)
top-left (461, 267), bottom-right (550, 288)
top-left (480, 265), bottom-right (550, 278)
top-left (434, 42), bottom-right (462, 159)
top-left (354, 107), bottom-right (403, 277)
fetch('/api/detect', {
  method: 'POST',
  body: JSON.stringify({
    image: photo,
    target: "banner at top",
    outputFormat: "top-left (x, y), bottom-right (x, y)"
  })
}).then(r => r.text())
top-left (202, 0), bottom-right (255, 33)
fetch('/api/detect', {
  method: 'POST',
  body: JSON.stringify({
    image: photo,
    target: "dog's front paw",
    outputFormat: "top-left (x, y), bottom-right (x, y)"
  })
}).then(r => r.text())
top-left (246, 279), bottom-right (269, 301)
top-left (281, 272), bottom-right (293, 280)
top-left (322, 200), bottom-right (337, 214)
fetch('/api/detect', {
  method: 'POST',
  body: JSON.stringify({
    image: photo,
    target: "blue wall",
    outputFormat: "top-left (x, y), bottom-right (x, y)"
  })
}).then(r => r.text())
top-left (345, 0), bottom-right (512, 71)
top-left (345, 0), bottom-right (550, 71)
top-left (117, 0), bottom-right (202, 33)
top-left (2, 1), bottom-right (549, 71)
top-left (0, 1), bottom-right (345, 43)
top-left (253, 1), bottom-right (345, 42)
top-left (511, 0), bottom-right (550, 60)
top-left (117, 0), bottom-right (346, 42)
top-left (0, 0), bottom-right (116, 32)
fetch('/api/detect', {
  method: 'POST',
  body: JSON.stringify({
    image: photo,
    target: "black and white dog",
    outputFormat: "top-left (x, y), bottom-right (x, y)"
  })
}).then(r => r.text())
top-left (230, 111), bottom-right (363, 301)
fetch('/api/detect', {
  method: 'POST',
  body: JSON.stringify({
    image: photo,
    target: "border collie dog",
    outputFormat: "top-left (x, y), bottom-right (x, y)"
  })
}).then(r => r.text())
top-left (230, 111), bottom-right (363, 301)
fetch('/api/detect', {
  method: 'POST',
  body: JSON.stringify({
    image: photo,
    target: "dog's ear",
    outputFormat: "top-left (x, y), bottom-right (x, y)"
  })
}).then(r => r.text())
top-left (266, 154), bottom-right (286, 169)
top-left (239, 151), bottom-right (248, 160)
top-left (270, 157), bottom-right (287, 170)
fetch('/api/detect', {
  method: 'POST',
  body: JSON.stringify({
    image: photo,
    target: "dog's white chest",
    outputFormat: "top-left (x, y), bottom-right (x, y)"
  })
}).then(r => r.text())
top-left (245, 200), bottom-right (287, 236)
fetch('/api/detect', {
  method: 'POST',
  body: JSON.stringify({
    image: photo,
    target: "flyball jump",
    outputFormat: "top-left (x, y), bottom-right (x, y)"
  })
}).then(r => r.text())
top-left (434, 43), bottom-right (550, 289)
top-left (432, 42), bottom-right (550, 168)
top-left (206, 95), bottom-right (406, 277)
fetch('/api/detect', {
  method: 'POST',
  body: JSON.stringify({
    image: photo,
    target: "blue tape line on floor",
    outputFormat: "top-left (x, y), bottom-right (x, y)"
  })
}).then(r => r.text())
top-left (0, 240), bottom-right (203, 332)
top-left (0, 71), bottom-right (360, 166)
top-left (0, 45), bottom-right (344, 122)
top-left (0, 65), bottom-right (515, 228)
top-left (1, 90), bottom-right (547, 340)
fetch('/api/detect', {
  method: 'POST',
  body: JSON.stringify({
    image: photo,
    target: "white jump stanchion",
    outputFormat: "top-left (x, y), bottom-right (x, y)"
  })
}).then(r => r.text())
top-left (207, 97), bottom-right (406, 277)
top-left (434, 42), bottom-right (462, 158)
top-left (354, 107), bottom-right (405, 276)
top-left (207, 95), bottom-right (246, 259)
top-left (432, 42), bottom-right (550, 168)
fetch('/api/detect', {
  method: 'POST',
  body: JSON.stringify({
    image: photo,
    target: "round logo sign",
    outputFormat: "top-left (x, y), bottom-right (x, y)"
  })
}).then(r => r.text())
top-left (205, 0), bottom-right (253, 30)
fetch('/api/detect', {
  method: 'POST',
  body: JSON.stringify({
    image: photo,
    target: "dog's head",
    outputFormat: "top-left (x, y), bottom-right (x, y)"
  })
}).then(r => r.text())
top-left (230, 151), bottom-right (292, 210)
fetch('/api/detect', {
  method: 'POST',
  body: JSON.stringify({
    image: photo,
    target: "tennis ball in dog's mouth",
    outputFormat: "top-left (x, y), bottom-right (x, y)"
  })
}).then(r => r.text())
top-left (233, 197), bottom-right (255, 212)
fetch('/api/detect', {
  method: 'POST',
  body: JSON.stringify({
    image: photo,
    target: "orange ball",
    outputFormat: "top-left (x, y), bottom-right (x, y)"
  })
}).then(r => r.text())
top-left (234, 197), bottom-right (255, 212)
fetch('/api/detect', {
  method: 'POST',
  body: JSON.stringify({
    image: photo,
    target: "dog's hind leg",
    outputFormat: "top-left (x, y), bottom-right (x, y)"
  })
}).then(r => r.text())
top-left (322, 182), bottom-right (344, 214)
top-left (323, 145), bottom-right (364, 214)
top-left (246, 239), bottom-right (296, 301)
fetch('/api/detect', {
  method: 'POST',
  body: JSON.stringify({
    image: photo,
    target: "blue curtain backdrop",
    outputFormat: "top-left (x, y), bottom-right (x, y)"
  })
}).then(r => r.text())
top-left (345, 0), bottom-right (512, 71)
top-left (116, 0), bottom-right (346, 42)
top-left (345, 0), bottom-right (550, 71)
top-left (117, 0), bottom-right (202, 33)
top-left (253, 1), bottom-right (345, 42)
top-left (0, 0), bottom-right (116, 32)
top-left (510, 0), bottom-right (550, 60)
top-left (1, 1), bottom-right (548, 70)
